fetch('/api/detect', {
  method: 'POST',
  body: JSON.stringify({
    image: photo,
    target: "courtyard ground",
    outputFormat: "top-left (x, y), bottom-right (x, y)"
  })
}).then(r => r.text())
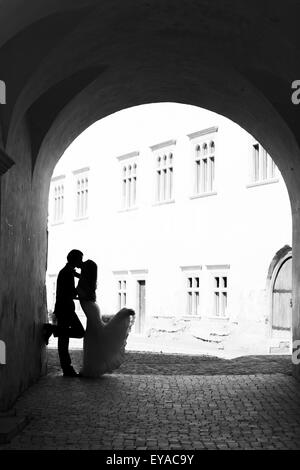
top-left (0, 345), bottom-right (299, 450)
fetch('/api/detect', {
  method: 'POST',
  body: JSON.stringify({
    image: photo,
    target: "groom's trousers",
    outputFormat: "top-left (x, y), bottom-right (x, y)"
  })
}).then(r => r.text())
top-left (54, 303), bottom-right (85, 372)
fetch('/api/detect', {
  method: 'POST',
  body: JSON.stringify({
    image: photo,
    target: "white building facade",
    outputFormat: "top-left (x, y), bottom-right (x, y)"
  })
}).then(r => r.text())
top-left (46, 106), bottom-right (292, 354)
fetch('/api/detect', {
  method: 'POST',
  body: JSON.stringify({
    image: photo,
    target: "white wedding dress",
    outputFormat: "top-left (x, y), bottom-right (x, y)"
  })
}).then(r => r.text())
top-left (79, 299), bottom-right (134, 378)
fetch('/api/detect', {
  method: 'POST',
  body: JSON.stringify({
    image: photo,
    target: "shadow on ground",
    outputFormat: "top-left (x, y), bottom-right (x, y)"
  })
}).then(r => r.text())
top-left (47, 349), bottom-right (293, 376)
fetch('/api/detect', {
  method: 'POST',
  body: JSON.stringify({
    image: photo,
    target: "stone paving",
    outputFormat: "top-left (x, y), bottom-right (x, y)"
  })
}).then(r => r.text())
top-left (0, 350), bottom-right (299, 450)
top-left (47, 349), bottom-right (294, 377)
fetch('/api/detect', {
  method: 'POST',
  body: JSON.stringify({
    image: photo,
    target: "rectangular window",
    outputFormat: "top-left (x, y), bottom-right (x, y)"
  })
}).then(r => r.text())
top-left (156, 153), bottom-right (174, 202)
top-left (186, 276), bottom-right (200, 316)
top-left (52, 181), bottom-right (64, 223)
top-left (193, 139), bottom-right (216, 195)
top-left (117, 279), bottom-right (127, 309)
top-left (122, 162), bottom-right (137, 209)
top-left (251, 143), bottom-right (277, 184)
top-left (75, 171), bottom-right (89, 219)
top-left (151, 141), bottom-right (176, 205)
top-left (213, 275), bottom-right (228, 317)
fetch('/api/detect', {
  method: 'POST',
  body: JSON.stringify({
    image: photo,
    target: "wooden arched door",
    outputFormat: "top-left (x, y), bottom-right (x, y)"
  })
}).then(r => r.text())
top-left (272, 256), bottom-right (292, 337)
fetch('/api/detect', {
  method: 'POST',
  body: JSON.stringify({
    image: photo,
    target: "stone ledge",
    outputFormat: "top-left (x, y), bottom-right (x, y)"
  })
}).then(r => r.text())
top-left (0, 414), bottom-right (31, 444)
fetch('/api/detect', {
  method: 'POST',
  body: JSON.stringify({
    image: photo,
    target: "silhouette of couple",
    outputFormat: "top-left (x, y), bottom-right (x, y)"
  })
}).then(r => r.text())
top-left (43, 250), bottom-right (135, 377)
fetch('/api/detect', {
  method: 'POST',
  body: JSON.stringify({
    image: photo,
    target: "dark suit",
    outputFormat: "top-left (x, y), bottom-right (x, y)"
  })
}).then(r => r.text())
top-left (54, 263), bottom-right (84, 372)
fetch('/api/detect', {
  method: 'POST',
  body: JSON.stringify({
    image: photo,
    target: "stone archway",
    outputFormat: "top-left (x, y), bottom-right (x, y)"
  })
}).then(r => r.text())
top-left (1, 0), bottom-right (300, 411)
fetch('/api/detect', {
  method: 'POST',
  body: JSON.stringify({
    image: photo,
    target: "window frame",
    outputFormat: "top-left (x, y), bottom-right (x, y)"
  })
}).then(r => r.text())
top-left (117, 151), bottom-right (139, 211)
top-left (150, 140), bottom-right (176, 206)
top-left (50, 175), bottom-right (65, 225)
top-left (187, 127), bottom-right (218, 199)
top-left (247, 142), bottom-right (279, 187)
top-left (73, 167), bottom-right (90, 221)
top-left (180, 266), bottom-right (202, 318)
top-left (206, 265), bottom-right (230, 319)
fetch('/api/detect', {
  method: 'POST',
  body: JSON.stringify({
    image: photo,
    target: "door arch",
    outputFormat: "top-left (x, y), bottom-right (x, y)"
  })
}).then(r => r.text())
top-left (271, 254), bottom-right (292, 338)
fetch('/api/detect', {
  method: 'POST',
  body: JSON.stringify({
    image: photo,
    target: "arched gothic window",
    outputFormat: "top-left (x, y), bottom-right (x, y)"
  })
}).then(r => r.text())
top-left (194, 140), bottom-right (215, 195)
top-left (122, 161), bottom-right (138, 208)
top-left (0, 80), bottom-right (6, 104)
top-left (186, 275), bottom-right (200, 316)
top-left (156, 151), bottom-right (174, 202)
top-left (53, 181), bottom-right (64, 222)
top-left (75, 172), bottom-right (89, 218)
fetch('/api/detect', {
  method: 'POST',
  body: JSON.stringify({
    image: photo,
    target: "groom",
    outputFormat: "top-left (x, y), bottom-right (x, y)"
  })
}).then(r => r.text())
top-left (43, 249), bottom-right (85, 377)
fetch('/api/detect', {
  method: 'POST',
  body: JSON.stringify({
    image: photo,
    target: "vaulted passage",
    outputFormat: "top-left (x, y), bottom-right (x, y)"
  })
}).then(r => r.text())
top-left (0, 0), bottom-right (300, 412)
top-left (46, 103), bottom-right (292, 356)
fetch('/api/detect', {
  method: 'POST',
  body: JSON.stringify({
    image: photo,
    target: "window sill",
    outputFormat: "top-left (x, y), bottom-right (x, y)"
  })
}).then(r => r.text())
top-left (246, 178), bottom-right (279, 188)
top-left (152, 199), bottom-right (175, 207)
top-left (118, 206), bottom-right (139, 213)
top-left (73, 216), bottom-right (89, 222)
top-left (206, 316), bottom-right (230, 320)
top-left (51, 221), bottom-right (64, 226)
top-left (190, 191), bottom-right (217, 200)
top-left (182, 315), bottom-right (201, 320)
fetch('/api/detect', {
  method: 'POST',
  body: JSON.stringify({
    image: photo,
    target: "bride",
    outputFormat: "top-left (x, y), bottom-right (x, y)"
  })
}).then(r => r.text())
top-left (76, 259), bottom-right (135, 378)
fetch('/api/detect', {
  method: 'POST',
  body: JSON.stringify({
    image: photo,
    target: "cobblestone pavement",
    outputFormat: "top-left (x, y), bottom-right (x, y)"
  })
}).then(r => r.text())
top-left (1, 351), bottom-right (300, 450)
top-left (47, 349), bottom-right (294, 376)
